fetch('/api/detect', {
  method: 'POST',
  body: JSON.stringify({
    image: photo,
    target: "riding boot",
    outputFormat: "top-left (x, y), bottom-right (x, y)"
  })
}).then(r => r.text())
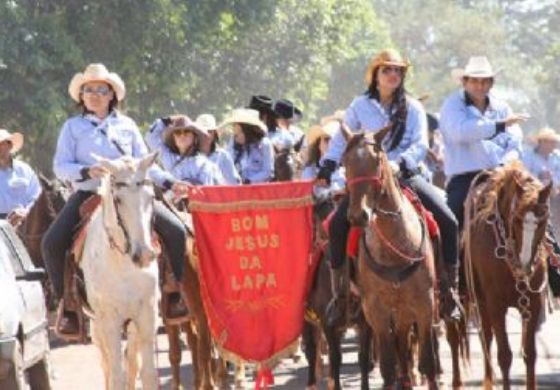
top-left (440, 263), bottom-right (462, 321)
top-left (326, 267), bottom-right (347, 328)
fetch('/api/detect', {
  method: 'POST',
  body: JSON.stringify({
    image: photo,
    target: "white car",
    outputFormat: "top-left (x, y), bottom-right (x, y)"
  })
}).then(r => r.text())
top-left (0, 221), bottom-right (51, 389)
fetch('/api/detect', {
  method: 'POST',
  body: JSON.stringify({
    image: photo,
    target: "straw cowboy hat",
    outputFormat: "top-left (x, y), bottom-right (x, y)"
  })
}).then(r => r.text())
top-left (195, 114), bottom-right (218, 132)
top-left (220, 108), bottom-right (267, 136)
top-left (68, 63), bottom-right (126, 102)
top-left (307, 120), bottom-right (340, 147)
top-left (365, 48), bottom-right (411, 86)
top-left (0, 129), bottom-right (24, 154)
top-left (451, 56), bottom-right (500, 82)
top-left (163, 115), bottom-right (209, 146)
top-left (528, 127), bottom-right (560, 144)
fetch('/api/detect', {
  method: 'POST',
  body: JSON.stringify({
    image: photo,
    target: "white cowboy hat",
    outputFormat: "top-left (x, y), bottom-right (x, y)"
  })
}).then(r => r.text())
top-left (0, 129), bottom-right (24, 154)
top-left (528, 127), bottom-right (560, 144)
top-left (68, 63), bottom-right (126, 102)
top-left (195, 114), bottom-right (218, 132)
top-left (220, 108), bottom-right (267, 135)
top-left (451, 56), bottom-right (500, 82)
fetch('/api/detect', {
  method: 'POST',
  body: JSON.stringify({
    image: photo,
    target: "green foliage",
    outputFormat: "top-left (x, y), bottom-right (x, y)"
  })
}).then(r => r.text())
top-left (0, 0), bottom-right (390, 171)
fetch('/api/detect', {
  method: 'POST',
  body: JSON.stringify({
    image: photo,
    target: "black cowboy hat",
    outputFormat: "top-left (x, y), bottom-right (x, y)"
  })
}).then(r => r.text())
top-left (248, 95), bottom-right (274, 114)
top-left (273, 99), bottom-right (303, 121)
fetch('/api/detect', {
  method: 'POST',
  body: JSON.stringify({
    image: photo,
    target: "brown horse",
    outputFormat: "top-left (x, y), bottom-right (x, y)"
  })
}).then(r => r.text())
top-left (342, 127), bottom-right (439, 389)
top-left (17, 175), bottom-right (67, 309)
top-left (274, 148), bottom-right (296, 181)
top-left (464, 162), bottom-right (552, 390)
top-left (303, 197), bottom-right (374, 390)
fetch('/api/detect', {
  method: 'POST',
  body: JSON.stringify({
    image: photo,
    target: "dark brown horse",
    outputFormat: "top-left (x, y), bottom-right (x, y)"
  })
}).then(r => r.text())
top-left (274, 148), bottom-right (296, 181)
top-left (303, 197), bottom-right (374, 390)
top-left (342, 127), bottom-right (439, 389)
top-left (464, 162), bottom-right (552, 390)
top-left (17, 175), bottom-right (67, 309)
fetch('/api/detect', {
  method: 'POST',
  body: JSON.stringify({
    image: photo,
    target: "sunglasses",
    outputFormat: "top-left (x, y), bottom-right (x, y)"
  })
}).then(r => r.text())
top-left (380, 66), bottom-right (404, 75)
top-left (81, 85), bottom-right (112, 96)
top-left (173, 129), bottom-right (192, 136)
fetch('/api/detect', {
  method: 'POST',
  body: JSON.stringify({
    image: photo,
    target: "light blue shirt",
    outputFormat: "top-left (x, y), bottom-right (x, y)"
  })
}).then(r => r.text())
top-left (267, 128), bottom-right (295, 151)
top-left (53, 112), bottom-right (172, 191)
top-left (522, 147), bottom-right (560, 188)
top-left (0, 159), bottom-right (41, 214)
top-left (145, 119), bottom-right (224, 185)
top-left (439, 90), bottom-right (523, 177)
top-left (227, 137), bottom-right (274, 184)
top-left (324, 94), bottom-right (428, 170)
top-left (209, 148), bottom-right (241, 185)
top-left (301, 163), bottom-right (346, 200)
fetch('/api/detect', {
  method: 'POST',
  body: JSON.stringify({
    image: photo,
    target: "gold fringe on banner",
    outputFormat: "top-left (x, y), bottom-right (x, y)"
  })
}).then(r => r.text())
top-left (189, 195), bottom-right (313, 213)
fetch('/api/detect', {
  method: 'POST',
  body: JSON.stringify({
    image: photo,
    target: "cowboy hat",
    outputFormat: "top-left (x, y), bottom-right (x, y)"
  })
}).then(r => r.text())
top-left (195, 114), bottom-right (218, 132)
top-left (68, 63), bottom-right (126, 102)
top-left (220, 108), bottom-right (267, 135)
top-left (248, 95), bottom-right (274, 114)
top-left (365, 48), bottom-right (410, 86)
top-left (163, 115), bottom-right (209, 146)
top-left (0, 129), bottom-right (24, 154)
top-left (528, 127), bottom-right (560, 144)
top-left (451, 56), bottom-right (499, 82)
top-left (273, 99), bottom-right (303, 121)
top-left (307, 119), bottom-right (340, 146)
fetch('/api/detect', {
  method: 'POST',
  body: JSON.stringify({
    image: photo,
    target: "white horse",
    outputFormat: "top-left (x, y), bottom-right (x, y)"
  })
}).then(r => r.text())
top-left (80, 154), bottom-right (160, 390)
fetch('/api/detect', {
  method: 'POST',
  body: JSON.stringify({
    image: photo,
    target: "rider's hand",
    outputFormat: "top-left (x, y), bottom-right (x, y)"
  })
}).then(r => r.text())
top-left (88, 165), bottom-right (109, 179)
top-left (504, 113), bottom-right (530, 127)
top-left (316, 160), bottom-right (337, 186)
top-left (7, 208), bottom-right (26, 227)
top-left (172, 182), bottom-right (193, 198)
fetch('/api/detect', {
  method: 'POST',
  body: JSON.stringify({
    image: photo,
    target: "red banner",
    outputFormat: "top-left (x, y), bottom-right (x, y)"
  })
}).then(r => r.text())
top-left (188, 181), bottom-right (315, 363)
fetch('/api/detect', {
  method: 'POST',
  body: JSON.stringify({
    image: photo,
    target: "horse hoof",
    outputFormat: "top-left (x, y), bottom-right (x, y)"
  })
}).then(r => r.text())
top-left (327, 378), bottom-right (336, 390)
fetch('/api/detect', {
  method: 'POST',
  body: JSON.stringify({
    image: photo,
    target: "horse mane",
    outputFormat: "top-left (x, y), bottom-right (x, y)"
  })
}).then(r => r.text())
top-left (475, 161), bottom-right (542, 223)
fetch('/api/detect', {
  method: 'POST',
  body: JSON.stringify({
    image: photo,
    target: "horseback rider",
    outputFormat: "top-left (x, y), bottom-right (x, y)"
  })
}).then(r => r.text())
top-left (224, 108), bottom-right (274, 184)
top-left (145, 115), bottom-right (225, 186)
top-left (0, 128), bottom-right (41, 226)
top-left (440, 56), bottom-right (560, 299)
top-left (196, 113), bottom-right (242, 185)
top-left (249, 95), bottom-right (277, 133)
top-left (41, 63), bottom-right (189, 337)
top-left (317, 48), bottom-right (461, 325)
top-left (523, 127), bottom-right (560, 192)
top-left (302, 116), bottom-right (346, 201)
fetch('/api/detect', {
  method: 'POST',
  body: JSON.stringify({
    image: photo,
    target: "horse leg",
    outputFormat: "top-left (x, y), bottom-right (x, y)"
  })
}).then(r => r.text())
top-left (125, 322), bottom-right (140, 390)
top-left (324, 325), bottom-right (342, 390)
top-left (97, 318), bottom-right (126, 390)
top-left (195, 319), bottom-right (215, 389)
top-left (136, 306), bottom-right (159, 390)
top-left (478, 304), bottom-right (495, 390)
top-left (395, 322), bottom-right (413, 390)
top-left (446, 320), bottom-right (464, 389)
top-left (376, 328), bottom-right (397, 389)
top-left (417, 318), bottom-right (438, 390)
top-left (522, 313), bottom-right (539, 390)
top-left (91, 321), bottom-right (110, 390)
top-left (302, 322), bottom-right (318, 389)
top-left (357, 319), bottom-right (372, 390)
top-left (492, 308), bottom-right (512, 390)
top-left (165, 323), bottom-right (183, 390)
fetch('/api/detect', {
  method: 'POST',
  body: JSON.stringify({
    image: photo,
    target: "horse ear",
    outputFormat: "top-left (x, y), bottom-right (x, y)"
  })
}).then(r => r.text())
top-left (340, 122), bottom-right (353, 142)
top-left (373, 123), bottom-right (392, 146)
top-left (538, 182), bottom-right (553, 204)
top-left (138, 152), bottom-right (158, 172)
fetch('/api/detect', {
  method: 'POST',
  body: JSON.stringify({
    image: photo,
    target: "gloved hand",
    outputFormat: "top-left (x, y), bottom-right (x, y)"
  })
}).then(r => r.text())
top-left (317, 160), bottom-right (337, 185)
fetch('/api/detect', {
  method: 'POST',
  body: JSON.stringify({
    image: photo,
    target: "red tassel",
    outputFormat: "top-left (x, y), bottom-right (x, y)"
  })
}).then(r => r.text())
top-left (254, 367), bottom-right (274, 390)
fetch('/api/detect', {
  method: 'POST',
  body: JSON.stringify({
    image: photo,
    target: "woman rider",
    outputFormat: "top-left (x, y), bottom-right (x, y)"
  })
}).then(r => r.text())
top-left (224, 108), bottom-right (274, 184)
top-left (42, 63), bottom-right (189, 337)
top-left (317, 49), bottom-right (461, 325)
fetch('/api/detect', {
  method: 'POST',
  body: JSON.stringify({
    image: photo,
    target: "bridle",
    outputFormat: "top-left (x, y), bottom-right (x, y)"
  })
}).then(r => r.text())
top-left (106, 178), bottom-right (154, 256)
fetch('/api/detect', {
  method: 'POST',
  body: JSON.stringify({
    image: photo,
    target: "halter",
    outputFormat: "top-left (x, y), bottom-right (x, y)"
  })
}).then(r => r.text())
top-left (105, 178), bottom-right (154, 257)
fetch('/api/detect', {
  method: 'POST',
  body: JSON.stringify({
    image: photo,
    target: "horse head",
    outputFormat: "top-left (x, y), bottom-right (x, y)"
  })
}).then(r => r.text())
top-left (495, 163), bottom-right (552, 272)
top-left (95, 153), bottom-right (159, 267)
top-left (342, 125), bottom-right (393, 227)
top-left (273, 148), bottom-right (295, 181)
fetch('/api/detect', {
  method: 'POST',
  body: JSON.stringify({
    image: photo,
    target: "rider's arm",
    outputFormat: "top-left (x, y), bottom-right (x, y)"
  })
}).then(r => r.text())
top-left (245, 138), bottom-right (275, 183)
top-left (439, 92), bottom-right (500, 143)
top-left (397, 99), bottom-right (429, 170)
top-left (22, 167), bottom-right (42, 212)
top-left (216, 150), bottom-right (241, 185)
top-left (144, 119), bottom-right (166, 152)
top-left (53, 120), bottom-right (89, 182)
